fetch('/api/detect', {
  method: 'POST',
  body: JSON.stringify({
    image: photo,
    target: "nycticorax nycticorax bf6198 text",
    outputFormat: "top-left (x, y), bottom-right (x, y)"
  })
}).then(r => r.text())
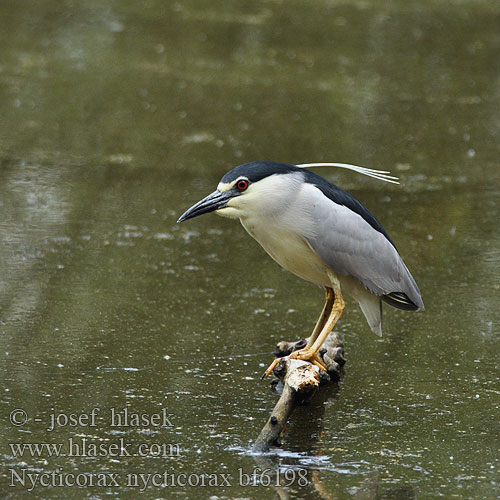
top-left (177, 161), bottom-right (424, 377)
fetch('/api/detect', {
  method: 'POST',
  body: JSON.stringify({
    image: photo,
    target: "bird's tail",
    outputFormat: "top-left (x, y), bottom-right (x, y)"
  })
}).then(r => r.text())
top-left (345, 283), bottom-right (383, 336)
top-left (358, 294), bottom-right (383, 337)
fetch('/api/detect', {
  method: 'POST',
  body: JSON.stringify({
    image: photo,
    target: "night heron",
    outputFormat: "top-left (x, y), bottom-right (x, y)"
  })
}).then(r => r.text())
top-left (177, 161), bottom-right (424, 377)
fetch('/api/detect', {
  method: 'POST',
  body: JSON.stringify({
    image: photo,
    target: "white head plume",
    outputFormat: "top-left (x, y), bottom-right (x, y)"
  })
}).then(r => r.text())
top-left (297, 163), bottom-right (399, 184)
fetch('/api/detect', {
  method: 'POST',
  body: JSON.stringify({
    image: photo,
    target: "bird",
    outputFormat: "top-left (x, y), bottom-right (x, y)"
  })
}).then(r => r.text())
top-left (177, 161), bottom-right (424, 377)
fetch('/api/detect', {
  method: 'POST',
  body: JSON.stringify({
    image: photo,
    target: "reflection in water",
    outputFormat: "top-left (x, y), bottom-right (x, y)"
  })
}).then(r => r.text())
top-left (0, 0), bottom-right (499, 498)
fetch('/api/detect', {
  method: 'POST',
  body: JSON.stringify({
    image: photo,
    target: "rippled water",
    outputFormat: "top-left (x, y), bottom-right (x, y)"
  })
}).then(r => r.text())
top-left (0, 1), bottom-right (499, 498)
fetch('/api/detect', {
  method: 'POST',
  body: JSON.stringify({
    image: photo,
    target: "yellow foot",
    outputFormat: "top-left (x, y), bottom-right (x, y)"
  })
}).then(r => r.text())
top-left (261, 357), bottom-right (282, 379)
top-left (261, 348), bottom-right (327, 379)
top-left (289, 348), bottom-right (328, 371)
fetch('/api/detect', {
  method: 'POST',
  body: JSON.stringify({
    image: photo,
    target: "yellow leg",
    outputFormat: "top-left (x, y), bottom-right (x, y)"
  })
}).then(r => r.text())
top-left (263, 278), bottom-right (345, 378)
top-left (305, 287), bottom-right (335, 349)
top-left (307, 290), bottom-right (344, 356)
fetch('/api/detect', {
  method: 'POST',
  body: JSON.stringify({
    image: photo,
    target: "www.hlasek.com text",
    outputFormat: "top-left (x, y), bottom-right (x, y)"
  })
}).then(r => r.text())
top-left (9, 437), bottom-right (181, 459)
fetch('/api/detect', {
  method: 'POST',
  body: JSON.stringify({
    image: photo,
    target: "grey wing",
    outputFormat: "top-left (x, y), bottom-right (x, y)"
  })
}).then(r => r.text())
top-left (304, 190), bottom-right (424, 311)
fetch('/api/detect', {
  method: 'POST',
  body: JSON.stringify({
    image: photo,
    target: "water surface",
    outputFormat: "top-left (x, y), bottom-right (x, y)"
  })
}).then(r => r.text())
top-left (0, 1), bottom-right (499, 498)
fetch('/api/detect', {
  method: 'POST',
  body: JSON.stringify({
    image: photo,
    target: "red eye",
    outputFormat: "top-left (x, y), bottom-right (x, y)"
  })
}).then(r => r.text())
top-left (236, 179), bottom-right (249, 191)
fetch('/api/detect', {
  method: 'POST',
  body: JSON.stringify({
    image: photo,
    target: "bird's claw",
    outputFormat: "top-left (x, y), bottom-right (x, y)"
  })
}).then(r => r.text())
top-left (261, 357), bottom-right (282, 379)
top-left (289, 348), bottom-right (328, 372)
top-left (261, 348), bottom-right (328, 379)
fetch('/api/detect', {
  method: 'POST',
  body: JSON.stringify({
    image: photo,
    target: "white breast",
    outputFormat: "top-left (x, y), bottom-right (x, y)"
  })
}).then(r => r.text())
top-left (239, 216), bottom-right (331, 287)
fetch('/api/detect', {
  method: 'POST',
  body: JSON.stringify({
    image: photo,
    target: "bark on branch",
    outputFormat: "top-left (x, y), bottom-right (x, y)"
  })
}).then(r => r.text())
top-left (253, 333), bottom-right (345, 453)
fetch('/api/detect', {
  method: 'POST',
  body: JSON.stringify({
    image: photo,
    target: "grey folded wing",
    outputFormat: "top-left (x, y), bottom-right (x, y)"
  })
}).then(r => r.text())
top-left (304, 191), bottom-right (424, 311)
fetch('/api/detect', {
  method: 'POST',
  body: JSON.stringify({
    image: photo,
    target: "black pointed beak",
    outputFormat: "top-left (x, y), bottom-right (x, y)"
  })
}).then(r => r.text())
top-left (177, 190), bottom-right (233, 223)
